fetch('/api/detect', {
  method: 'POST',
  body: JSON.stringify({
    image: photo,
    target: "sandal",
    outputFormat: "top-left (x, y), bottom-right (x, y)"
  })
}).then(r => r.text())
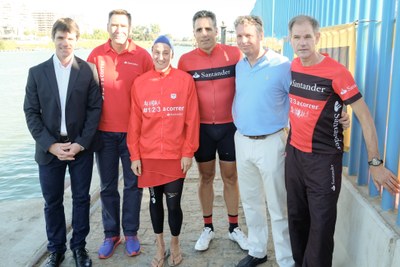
top-left (167, 248), bottom-right (182, 266)
top-left (151, 252), bottom-right (166, 267)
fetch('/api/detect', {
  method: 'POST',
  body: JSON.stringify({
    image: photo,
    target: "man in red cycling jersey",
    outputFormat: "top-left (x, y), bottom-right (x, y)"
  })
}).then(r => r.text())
top-left (178, 10), bottom-right (248, 251)
top-left (286, 15), bottom-right (400, 267)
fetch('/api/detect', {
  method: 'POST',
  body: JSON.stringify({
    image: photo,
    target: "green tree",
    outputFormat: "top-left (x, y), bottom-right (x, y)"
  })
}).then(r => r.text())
top-left (149, 24), bottom-right (161, 40)
top-left (89, 29), bottom-right (108, 40)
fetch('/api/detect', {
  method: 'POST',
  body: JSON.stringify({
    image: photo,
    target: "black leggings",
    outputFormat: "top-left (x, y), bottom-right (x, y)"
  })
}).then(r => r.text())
top-left (149, 178), bottom-right (184, 236)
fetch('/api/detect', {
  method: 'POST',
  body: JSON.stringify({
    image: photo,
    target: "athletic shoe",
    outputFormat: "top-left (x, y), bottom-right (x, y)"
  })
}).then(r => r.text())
top-left (194, 227), bottom-right (215, 251)
top-left (228, 227), bottom-right (249, 250)
top-left (125, 235), bottom-right (141, 256)
top-left (98, 236), bottom-right (121, 259)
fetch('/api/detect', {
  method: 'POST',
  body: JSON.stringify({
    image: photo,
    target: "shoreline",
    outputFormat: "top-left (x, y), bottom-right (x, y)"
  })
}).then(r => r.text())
top-left (0, 39), bottom-right (196, 52)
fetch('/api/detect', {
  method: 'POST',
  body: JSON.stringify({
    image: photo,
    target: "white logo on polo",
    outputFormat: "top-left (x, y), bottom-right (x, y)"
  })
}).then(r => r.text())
top-left (193, 72), bottom-right (200, 78)
top-left (124, 61), bottom-right (138, 66)
top-left (334, 101), bottom-right (342, 112)
top-left (170, 93), bottom-right (177, 99)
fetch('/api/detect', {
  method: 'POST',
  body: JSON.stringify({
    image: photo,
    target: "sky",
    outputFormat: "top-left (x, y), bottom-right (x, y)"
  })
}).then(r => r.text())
top-left (16, 0), bottom-right (256, 38)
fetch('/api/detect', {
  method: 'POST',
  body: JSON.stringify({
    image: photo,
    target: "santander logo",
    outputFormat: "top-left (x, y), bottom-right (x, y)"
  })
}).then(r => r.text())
top-left (334, 101), bottom-right (342, 112)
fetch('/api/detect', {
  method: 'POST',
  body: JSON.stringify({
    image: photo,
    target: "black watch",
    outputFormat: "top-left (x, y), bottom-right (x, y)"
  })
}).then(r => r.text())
top-left (368, 157), bottom-right (383, 166)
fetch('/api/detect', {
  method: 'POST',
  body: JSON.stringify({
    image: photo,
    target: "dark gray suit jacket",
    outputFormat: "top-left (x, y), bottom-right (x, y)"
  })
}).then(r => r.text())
top-left (24, 55), bottom-right (103, 165)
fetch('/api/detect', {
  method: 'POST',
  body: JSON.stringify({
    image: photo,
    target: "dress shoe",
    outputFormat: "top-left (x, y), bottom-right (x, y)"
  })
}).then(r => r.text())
top-left (236, 254), bottom-right (268, 267)
top-left (73, 248), bottom-right (92, 267)
top-left (44, 252), bottom-right (65, 267)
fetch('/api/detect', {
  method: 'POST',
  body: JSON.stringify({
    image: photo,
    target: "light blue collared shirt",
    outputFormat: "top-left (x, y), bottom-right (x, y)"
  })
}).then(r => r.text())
top-left (233, 49), bottom-right (291, 136)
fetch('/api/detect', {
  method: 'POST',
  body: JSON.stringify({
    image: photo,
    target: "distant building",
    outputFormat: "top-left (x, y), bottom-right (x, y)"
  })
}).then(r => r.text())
top-left (31, 12), bottom-right (55, 35)
top-left (0, 1), bottom-right (33, 39)
top-left (0, 1), bottom-right (58, 39)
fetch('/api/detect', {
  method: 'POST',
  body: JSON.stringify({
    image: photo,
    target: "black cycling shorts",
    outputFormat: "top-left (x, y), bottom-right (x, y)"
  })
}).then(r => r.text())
top-left (194, 122), bottom-right (236, 162)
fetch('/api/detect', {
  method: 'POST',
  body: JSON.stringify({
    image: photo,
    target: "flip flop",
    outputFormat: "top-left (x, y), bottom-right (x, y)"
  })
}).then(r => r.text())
top-left (167, 248), bottom-right (182, 266)
top-left (151, 251), bottom-right (166, 267)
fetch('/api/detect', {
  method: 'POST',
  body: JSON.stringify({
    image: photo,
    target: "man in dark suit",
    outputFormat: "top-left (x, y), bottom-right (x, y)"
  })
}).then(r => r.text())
top-left (23, 18), bottom-right (102, 267)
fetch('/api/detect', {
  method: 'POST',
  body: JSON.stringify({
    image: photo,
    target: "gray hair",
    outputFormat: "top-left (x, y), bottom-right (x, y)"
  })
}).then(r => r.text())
top-left (192, 10), bottom-right (217, 29)
top-left (288, 15), bottom-right (320, 34)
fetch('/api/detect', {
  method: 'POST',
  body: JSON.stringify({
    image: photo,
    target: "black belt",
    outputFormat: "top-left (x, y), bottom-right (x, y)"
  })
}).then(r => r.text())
top-left (59, 135), bottom-right (70, 143)
top-left (244, 128), bottom-right (283, 140)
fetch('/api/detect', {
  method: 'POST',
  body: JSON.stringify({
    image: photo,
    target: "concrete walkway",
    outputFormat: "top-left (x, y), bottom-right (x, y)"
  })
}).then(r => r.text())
top-left (20, 163), bottom-right (278, 267)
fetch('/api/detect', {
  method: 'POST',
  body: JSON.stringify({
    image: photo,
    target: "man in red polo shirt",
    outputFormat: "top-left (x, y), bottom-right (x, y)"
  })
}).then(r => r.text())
top-left (87, 9), bottom-right (153, 259)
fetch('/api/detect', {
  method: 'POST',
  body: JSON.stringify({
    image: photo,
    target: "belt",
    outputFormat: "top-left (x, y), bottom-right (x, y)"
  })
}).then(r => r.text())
top-left (244, 128), bottom-right (283, 140)
top-left (59, 135), bottom-right (70, 143)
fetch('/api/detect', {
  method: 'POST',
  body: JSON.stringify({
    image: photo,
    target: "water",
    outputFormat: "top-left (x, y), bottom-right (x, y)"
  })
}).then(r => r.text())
top-left (0, 46), bottom-right (192, 201)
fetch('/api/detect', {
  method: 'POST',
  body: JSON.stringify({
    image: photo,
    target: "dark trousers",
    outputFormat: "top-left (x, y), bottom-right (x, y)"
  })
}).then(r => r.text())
top-left (39, 151), bottom-right (93, 253)
top-left (285, 144), bottom-right (342, 267)
top-left (96, 131), bottom-right (143, 237)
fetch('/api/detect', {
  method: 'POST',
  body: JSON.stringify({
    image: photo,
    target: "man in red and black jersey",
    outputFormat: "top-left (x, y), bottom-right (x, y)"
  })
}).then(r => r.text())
top-left (178, 10), bottom-right (248, 252)
top-left (286, 15), bottom-right (400, 267)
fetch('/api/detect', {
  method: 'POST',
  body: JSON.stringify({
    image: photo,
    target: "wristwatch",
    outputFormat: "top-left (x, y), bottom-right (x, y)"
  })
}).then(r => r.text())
top-left (368, 157), bottom-right (383, 166)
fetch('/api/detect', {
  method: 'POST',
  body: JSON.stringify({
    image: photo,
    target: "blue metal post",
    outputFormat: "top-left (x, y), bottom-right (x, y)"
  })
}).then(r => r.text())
top-left (316, 0), bottom-right (322, 20)
top-left (271, 0), bottom-right (275, 37)
top-left (333, 0), bottom-right (340, 25)
top-left (324, 0), bottom-right (332, 26)
top-left (387, 3), bottom-right (400, 223)
top-left (320, 0), bottom-right (326, 27)
top-left (374, 0), bottom-right (396, 210)
top-left (291, 0), bottom-right (299, 19)
top-left (309, 0), bottom-right (315, 17)
top-left (338, 0), bottom-right (344, 24)
top-left (350, 0), bottom-right (361, 22)
top-left (348, 0), bottom-right (366, 176)
top-left (344, 0), bottom-right (352, 22)
top-left (312, 0), bottom-right (319, 18)
top-left (357, 0), bottom-right (379, 195)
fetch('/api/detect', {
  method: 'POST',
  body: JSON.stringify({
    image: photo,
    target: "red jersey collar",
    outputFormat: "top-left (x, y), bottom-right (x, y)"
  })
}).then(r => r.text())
top-left (104, 38), bottom-right (138, 54)
top-left (154, 66), bottom-right (173, 77)
top-left (196, 43), bottom-right (222, 56)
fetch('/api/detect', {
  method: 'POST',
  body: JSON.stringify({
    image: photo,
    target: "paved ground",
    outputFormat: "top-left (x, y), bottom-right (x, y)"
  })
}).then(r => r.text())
top-left (14, 163), bottom-right (278, 267)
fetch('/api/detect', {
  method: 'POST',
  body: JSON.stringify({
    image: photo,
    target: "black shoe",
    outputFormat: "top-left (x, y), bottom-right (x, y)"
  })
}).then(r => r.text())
top-left (73, 248), bottom-right (92, 267)
top-left (236, 254), bottom-right (268, 267)
top-left (44, 252), bottom-right (65, 267)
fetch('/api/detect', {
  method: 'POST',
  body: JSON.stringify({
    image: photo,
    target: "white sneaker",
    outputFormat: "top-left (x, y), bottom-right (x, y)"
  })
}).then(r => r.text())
top-left (194, 227), bottom-right (215, 251)
top-left (228, 227), bottom-right (249, 250)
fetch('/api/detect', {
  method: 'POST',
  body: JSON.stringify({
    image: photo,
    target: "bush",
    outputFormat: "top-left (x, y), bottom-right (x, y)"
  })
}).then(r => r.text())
top-left (0, 40), bottom-right (18, 50)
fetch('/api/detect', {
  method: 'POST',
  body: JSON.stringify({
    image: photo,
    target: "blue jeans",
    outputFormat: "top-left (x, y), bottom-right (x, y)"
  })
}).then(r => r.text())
top-left (96, 131), bottom-right (143, 237)
top-left (39, 151), bottom-right (93, 253)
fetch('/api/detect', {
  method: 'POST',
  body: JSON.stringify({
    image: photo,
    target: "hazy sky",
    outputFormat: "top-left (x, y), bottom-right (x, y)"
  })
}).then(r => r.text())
top-left (16, 0), bottom-right (256, 38)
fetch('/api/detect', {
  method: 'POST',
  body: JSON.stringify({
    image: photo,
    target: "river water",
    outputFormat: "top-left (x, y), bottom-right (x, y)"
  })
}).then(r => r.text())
top-left (0, 46), bottom-right (192, 201)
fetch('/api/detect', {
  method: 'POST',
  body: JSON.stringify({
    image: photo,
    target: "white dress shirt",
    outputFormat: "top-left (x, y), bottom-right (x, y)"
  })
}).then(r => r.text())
top-left (53, 55), bottom-right (73, 136)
